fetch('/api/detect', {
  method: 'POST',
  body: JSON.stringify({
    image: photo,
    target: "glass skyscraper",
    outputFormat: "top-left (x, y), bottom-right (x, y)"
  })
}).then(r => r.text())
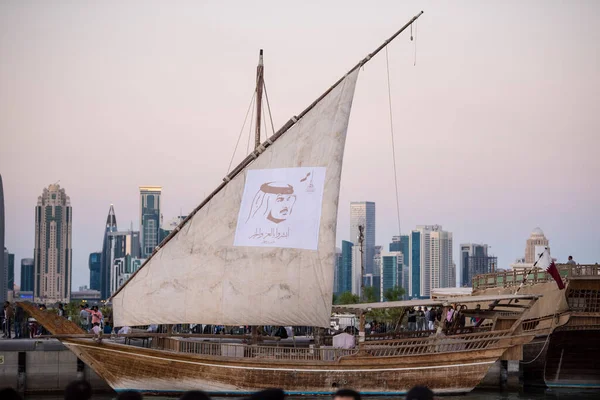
top-left (140, 186), bottom-right (162, 258)
top-left (336, 240), bottom-right (354, 294)
top-left (100, 205), bottom-right (118, 300)
top-left (89, 252), bottom-right (101, 291)
top-left (380, 252), bottom-right (403, 301)
top-left (20, 258), bottom-right (34, 292)
top-left (350, 201), bottom-right (376, 275)
top-left (7, 252), bottom-right (14, 290)
top-left (409, 225), bottom-right (453, 298)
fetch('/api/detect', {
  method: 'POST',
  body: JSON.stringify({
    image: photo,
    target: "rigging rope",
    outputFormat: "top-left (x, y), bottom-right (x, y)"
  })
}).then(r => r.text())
top-left (227, 91), bottom-right (256, 173)
top-left (385, 46), bottom-right (402, 238)
top-left (263, 80), bottom-right (276, 136)
top-left (246, 92), bottom-right (256, 155)
top-left (414, 20), bottom-right (418, 66)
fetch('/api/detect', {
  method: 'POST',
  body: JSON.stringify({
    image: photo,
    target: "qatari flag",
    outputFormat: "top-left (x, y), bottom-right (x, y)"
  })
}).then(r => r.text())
top-left (536, 248), bottom-right (565, 290)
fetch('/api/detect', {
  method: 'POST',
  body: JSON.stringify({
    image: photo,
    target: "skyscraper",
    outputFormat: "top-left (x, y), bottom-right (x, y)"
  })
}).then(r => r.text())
top-left (460, 243), bottom-right (497, 286)
top-left (34, 183), bottom-right (72, 303)
top-left (7, 252), bottom-right (14, 290)
top-left (390, 235), bottom-right (409, 266)
top-left (350, 201), bottom-right (376, 274)
top-left (380, 252), bottom-right (403, 301)
top-left (525, 228), bottom-right (549, 264)
top-left (140, 186), bottom-right (162, 258)
top-left (1, 248), bottom-right (7, 303)
top-left (109, 230), bottom-right (142, 295)
top-left (100, 204), bottom-right (118, 300)
top-left (337, 240), bottom-right (354, 294)
top-left (89, 252), bottom-right (101, 291)
top-left (409, 225), bottom-right (453, 298)
top-left (0, 175), bottom-right (5, 303)
top-left (20, 258), bottom-right (34, 292)
top-left (333, 247), bottom-right (342, 295)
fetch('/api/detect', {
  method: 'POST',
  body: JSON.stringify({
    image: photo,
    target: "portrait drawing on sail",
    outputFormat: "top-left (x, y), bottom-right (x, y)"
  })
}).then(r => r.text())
top-left (234, 166), bottom-right (326, 250)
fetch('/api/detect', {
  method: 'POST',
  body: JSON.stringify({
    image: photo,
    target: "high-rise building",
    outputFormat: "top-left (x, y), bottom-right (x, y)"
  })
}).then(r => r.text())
top-left (409, 225), bottom-right (453, 298)
top-left (351, 245), bottom-right (362, 296)
top-left (159, 215), bottom-right (187, 243)
top-left (20, 258), bottom-right (34, 292)
top-left (112, 254), bottom-right (145, 294)
top-left (140, 186), bottom-right (162, 258)
top-left (449, 262), bottom-right (456, 287)
top-left (380, 252), bottom-right (403, 301)
top-left (100, 205), bottom-right (118, 300)
top-left (525, 227), bottom-right (550, 264)
top-left (7, 252), bottom-right (14, 291)
top-left (109, 230), bottom-right (142, 295)
top-left (401, 264), bottom-right (409, 299)
top-left (34, 184), bottom-right (72, 303)
top-left (350, 201), bottom-right (376, 274)
top-left (333, 247), bottom-right (342, 295)
top-left (89, 252), bottom-right (101, 291)
top-left (430, 229), bottom-right (453, 289)
top-left (389, 235), bottom-right (409, 267)
top-left (337, 241), bottom-right (354, 294)
top-left (460, 243), bottom-right (497, 286)
top-left (0, 174), bottom-right (5, 303)
top-left (363, 273), bottom-right (381, 302)
top-left (1, 248), bottom-right (7, 303)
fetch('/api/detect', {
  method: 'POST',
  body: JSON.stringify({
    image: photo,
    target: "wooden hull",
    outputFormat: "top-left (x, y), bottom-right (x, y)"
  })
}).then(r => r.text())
top-left (544, 329), bottom-right (600, 389)
top-left (63, 339), bottom-right (507, 395)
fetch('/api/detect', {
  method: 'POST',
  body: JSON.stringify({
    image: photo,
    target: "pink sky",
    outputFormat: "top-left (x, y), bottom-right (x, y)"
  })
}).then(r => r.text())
top-left (1, 1), bottom-right (599, 289)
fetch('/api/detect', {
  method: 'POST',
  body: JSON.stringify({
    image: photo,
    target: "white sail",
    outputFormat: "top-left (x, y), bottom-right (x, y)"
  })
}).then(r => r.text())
top-left (112, 69), bottom-right (359, 328)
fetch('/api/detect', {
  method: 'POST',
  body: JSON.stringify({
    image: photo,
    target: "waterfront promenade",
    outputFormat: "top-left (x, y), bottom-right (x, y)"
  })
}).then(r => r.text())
top-left (0, 338), bottom-right (111, 394)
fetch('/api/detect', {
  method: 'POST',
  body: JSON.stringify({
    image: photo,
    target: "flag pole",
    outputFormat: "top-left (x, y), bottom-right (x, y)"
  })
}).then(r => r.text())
top-left (512, 247), bottom-right (548, 296)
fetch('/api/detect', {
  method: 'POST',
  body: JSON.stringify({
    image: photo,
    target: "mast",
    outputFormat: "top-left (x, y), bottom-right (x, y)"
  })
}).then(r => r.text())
top-left (255, 49), bottom-right (264, 150)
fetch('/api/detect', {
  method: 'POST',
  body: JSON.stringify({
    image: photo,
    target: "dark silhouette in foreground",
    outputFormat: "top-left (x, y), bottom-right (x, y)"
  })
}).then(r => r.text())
top-left (117, 390), bottom-right (144, 400)
top-left (333, 388), bottom-right (361, 400)
top-left (0, 387), bottom-right (23, 400)
top-left (64, 380), bottom-right (92, 400)
top-left (179, 390), bottom-right (212, 400)
top-left (406, 385), bottom-right (434, 400)
top-left (248, 388), bottom-right (286, 400)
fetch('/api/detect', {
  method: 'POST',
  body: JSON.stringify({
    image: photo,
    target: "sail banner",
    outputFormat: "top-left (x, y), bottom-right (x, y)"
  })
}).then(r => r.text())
top-left (234, 167), bottom-right (326, 250)
top-left (112, 69), bottom-right (359, 328)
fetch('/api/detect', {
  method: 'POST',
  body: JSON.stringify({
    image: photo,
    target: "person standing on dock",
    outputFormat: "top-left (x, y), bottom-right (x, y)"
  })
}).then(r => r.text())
top-left (567, 255), bottom-right (576, 265)
top-left (14, 303), bottom-right (23, 339)
top-left (89, 306), bottom-right (103, 328)
top-left (3, 301), bottom-right (13, 338)
top-left (79, 305), bottom-right (90, 331)
top-left (407, 307), bottom-right (417, 331)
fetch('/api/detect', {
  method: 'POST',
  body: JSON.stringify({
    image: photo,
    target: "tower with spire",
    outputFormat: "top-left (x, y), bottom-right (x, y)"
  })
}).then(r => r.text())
top-left (100, 204), bottom-right (118, 299)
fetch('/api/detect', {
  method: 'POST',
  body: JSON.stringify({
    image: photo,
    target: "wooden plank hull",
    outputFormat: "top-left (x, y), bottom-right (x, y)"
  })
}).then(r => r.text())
top-left (544, 329), bottom-right (600, 389)
top-left (63, 339), bottom-right (507, 395)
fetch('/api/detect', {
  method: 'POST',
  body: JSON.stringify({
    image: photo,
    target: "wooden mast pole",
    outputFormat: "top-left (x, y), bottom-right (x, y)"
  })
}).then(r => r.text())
top-left (250, 50), bottom-right (265, 344)
top-left (255, 49), bottom-right (264, 150)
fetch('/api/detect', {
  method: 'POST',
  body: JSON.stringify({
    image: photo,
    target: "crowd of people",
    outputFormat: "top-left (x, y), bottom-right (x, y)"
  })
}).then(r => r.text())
top-left (0, 383), bottom-right (435, 400)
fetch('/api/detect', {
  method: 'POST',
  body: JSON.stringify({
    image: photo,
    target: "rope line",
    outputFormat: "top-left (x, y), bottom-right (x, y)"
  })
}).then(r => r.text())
top-left (385, 46), bottom-right (402, 238)
top-left (227, 91), bottom-right (256, 173)
top-left (414, 20), bottom-right (418, 66)
top-left (263, 80), bottom-right (276, 136)
top-left (246, 93), bottom-right (256, 155)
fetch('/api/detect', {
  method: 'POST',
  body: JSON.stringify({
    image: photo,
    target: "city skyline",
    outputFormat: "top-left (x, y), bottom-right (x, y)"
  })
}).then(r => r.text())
top-left (2, 1), bottom-right (599, 290)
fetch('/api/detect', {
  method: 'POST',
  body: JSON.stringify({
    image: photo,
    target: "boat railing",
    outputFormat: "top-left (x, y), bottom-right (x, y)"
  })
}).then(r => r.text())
top-left (152, 329), bottom-right (512, 360)
top-left (152, 337), bottom-right (358, 361)
top-left (472, 264), bottom-right (600, 290)
top-left (362, 330), bottom-right (512, 356)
